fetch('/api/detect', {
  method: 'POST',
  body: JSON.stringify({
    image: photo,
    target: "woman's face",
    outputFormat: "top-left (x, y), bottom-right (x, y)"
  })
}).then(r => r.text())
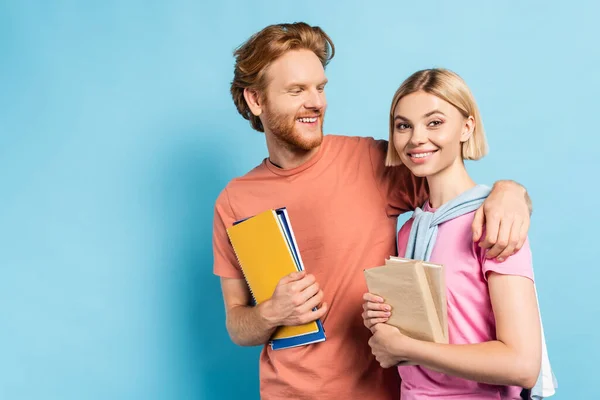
top-left (392, 91), bottom-right (473, 177)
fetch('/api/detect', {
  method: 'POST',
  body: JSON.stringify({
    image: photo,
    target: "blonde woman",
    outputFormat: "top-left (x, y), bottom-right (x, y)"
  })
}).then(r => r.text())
top-left (362, 69), bottom-right (555, 399)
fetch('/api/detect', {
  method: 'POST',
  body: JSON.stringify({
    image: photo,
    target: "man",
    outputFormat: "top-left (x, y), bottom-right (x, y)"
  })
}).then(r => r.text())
top-left (213, 22), bottom-right (531, 400)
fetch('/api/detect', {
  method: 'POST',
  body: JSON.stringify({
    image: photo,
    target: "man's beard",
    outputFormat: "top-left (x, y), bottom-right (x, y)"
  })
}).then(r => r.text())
top-left (264, 105), bottom-right (324, 152)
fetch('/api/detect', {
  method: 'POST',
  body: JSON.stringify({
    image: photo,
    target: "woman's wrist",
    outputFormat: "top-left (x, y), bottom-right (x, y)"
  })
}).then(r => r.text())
top-left (398, 334), bottom-right (425, 363)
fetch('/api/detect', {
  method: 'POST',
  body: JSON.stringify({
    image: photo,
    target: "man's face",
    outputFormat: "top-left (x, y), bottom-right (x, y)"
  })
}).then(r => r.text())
top-left (260, 49), bottom-right (328, 151)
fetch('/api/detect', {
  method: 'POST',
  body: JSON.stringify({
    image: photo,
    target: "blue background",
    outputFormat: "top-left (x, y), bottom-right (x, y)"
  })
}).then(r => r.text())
top-left (1, 1), bottom-right (598, 399)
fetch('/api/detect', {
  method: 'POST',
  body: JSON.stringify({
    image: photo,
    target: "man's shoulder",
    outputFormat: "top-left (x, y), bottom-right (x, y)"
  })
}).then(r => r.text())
top-left (325, 133), bottom-right (387, 146)
top-left (214, 162), bottom-right (267, 207)
top-left (324, 134), bottom-right (389, 158)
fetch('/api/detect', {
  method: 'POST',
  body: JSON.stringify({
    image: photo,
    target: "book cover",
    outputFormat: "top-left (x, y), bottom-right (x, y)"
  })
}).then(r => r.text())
top-left (364, 257), bottom-right (447, 344)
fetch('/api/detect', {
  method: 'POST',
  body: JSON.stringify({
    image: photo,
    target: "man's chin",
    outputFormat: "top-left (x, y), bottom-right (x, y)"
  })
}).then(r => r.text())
top-left (295, 134), bottom-right (323, 151)
top-left (282, 129), bottom-right (323, 151)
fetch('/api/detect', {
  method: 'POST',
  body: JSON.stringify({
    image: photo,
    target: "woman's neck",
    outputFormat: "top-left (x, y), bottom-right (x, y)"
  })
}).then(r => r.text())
top-left (426, 158), bottom-right (476, 209)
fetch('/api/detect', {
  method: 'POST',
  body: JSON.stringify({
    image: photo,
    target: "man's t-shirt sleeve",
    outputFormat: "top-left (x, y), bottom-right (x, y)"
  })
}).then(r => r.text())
top-left (213, 188), bottom-right (244, 279)
top-left (368, 138), bottom-right (429, 216)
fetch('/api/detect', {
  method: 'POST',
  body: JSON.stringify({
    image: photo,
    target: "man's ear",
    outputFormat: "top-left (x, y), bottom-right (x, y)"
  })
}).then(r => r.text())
top-left (243, 88), bottom-right (263, 117)
top-left (460, 116), bottom-right (475, 142)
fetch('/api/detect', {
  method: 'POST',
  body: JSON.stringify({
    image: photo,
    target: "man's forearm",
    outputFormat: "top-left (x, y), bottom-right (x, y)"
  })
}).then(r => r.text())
top-left (226, 303), bottom-right (277, 347)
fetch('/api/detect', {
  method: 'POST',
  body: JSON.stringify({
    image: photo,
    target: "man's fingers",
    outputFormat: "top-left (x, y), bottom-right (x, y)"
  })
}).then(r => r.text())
top-left (314, 302), bottom-right (327, 319)
top-left (471, 206), bottom-right (485, 242)
top-left (479, 212), bottom-right (500, 249)
top-left (486, 218), bottom-right (512, 259)
top-left (298, 289), bottom-right (324, 313)
top-left (291, 284), bottom-right (320, 309)
top-left (495, 219), bottom-right (522, 261)
top-left (515, 219), bottom-right (529, 251)
top-left (298, 302), bottom-right (328, 324)
top-left (279, 270), bottom-right (306, 285)
top-left (289, 274), bottom-right (317, 293)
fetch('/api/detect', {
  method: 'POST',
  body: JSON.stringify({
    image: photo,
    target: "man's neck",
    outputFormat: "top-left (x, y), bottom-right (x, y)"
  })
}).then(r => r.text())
top-left (426, 159), bottom-right (476, 209)
top-left (265, 132), bottom-right (321, 169)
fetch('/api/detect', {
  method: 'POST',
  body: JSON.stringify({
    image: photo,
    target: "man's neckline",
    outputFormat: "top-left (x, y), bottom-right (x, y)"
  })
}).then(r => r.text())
top-left (264, 137), bottom-right (327, 176)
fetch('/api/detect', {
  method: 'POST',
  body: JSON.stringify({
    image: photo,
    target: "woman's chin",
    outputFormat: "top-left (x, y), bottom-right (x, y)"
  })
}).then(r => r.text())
top-left (406, 165), bottom-right (433, 177)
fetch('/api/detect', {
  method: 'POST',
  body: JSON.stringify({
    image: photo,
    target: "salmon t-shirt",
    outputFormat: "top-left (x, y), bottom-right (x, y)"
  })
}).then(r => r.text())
top-left (396, 202), bottom-right (534, 400)
top-left (212, 134), bottom-right (427, 400)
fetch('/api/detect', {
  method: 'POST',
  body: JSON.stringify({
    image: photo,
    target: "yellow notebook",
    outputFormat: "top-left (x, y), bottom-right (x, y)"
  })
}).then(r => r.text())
top-left (226, 208), bottom-right (321, 341)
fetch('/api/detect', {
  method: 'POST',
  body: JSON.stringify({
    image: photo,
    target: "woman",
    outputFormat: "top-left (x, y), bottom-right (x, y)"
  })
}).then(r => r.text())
top-left (362, 69), bottom-right (542, 399)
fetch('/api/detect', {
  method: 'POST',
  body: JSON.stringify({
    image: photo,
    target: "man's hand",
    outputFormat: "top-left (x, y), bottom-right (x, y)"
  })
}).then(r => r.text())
top-left (260, 271), bottom-right (327, 328)
top-left (472, 180), bottom-right (531, 262)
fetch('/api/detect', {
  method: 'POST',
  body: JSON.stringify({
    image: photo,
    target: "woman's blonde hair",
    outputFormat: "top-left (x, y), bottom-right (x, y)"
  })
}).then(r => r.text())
top-left (386, 68), bottom-right (488, 166)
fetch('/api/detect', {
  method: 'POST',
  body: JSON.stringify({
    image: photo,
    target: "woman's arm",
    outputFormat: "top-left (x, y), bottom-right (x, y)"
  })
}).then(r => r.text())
top-left (411, 273), bottom-right (540, 387)
top-left (368, 273), bottom-right (542, 388)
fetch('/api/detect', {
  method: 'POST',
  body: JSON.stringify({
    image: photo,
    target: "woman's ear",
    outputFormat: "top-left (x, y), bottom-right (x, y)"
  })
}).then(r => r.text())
top-left (244, 88), bottom-right (263, 117)
top-left (460, 116), bottom-right (475, 142)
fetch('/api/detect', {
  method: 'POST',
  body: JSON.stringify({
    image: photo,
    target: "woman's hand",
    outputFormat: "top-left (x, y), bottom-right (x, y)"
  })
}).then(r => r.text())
top-left (368, 323), bottom-right (412, 368)
top-left (362, 293), bottom-right (391, 330)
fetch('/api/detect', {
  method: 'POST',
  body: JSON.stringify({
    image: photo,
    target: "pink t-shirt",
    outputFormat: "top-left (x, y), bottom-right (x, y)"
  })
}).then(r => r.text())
top-left (396, 202), bottom-right (534, 400)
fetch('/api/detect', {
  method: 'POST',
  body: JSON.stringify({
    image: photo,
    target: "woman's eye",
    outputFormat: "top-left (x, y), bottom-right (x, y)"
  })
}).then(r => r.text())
top-left (396, 123), bottom-right (410, 130)
top-left (428, 120), bottom-right (443, 127)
